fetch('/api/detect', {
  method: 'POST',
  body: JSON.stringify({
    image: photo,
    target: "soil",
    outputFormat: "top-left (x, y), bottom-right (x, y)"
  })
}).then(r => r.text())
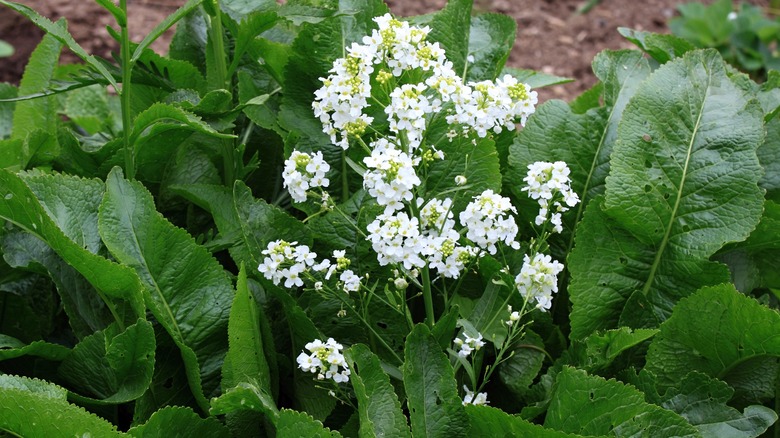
top-left (0, 0), bottom-right (771, 102)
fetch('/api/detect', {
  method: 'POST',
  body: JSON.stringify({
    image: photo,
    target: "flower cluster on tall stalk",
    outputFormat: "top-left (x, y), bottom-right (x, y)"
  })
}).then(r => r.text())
top-left (259, 13), bottom-right (578, 400)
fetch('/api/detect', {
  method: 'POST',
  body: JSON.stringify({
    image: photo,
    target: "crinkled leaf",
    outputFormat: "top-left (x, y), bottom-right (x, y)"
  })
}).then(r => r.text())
top-left (544, 367), bottom-right (699, 437)
top-left (59, 319), bottom-right (155, 404)
top-left (758, 117), bottom-right (780, 202)
top-left (465, 13), bottom-right (515, 82)
top-left (345, 344), bottom-right (411, 438)
top-left (568, 198), bottom-right (730, 339)
top-left (571, 50), bottom-right (765, 338)
top-left (0, 170), bottom-right (145, 326)
top-left (404, 323), bottom-right (468, 438)
top-left (582, 327), bottom-right (658, 372)
top-left (0, 375), bottom-right (67, 399)
top-left (654, 371), bottom-right (777, 438)
top-left (128, 406), bottom-right (229, 438)
top-left (618, 28), bottom-right (695, 64)
top-left (466, 404), bottom-right (584, 437)
top-left (98, 167), bottom-right (233, 411)
top-left (63, 85), bottom-right (112, 135)
top-left (0, 380), bottom-right (123, 437)
top-left (277, 409), bottom-right (342, 437)
top-left (645, 283), bottom-right (780, 405)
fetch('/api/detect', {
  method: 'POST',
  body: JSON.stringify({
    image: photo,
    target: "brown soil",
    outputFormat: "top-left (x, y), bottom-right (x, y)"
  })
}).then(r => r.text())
top-left (0, 0), bottom-right (771, 102)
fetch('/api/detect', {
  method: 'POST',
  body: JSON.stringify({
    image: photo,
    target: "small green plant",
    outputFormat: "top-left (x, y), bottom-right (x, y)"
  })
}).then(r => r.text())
top-left (670, 0), bottom-right (780, 79)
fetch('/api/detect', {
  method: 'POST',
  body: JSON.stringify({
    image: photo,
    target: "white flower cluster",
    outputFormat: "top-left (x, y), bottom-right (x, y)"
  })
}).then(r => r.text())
top-left (297, 338), bottom-right (351, 383)
top-left (523, 161), bottom-right (579, 233)
top-left (312, 13), bottom-right (538, 150)
top-left (505, 304), bottom-right (521, 327)
top-left (454, 332), bottom-right (485, 358)
top-left (514, 253), bottom-right (564, 311)
top-left (363, 138), bottom-right (422, 214)
top-left (282, 151), bottom-right (330, 203)
top-left (258, 241), bottom-right (360, 294)
top-left (462, 385), bottom-right (489, 406)
top-left (459, 190), bottom-right (520, 254)
top-left (365, 198), bottom-right (479, 278)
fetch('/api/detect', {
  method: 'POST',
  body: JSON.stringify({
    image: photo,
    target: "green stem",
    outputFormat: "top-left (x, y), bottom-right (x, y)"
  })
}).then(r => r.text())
top-left (206, 2), bottom-right (235, 185)
top-left (342, 150), bottom-right (350, 199)
top-left (334, 291), bottom-right (403, 365)
top-left (119, 0), bottom-right (134, 180)
top-left (421, 265), bottom-right (435, 327)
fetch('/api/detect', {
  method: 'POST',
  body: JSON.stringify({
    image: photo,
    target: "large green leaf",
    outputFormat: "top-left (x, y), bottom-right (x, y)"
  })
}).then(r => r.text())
top-left (59, 319), bottom-right (155, 404)
top-left (98, 167), bottom-right (233, 411)
top-left (645, 284), bottom-right (780, 405)
top-left (128, 406), bottom-right (230, 438)
top-left (618, 28), bottom-right (695, 64)
top-left (404, 323), bottom-right (468, 438)
top-left (0, 83), bottom-right (17, 139)
top-left (568, 198), bottom-right (730, 339)
top-left (427, 0), bottom-right (472, 77)
top-left (544, 367), bottom-right (699, 437)
top-left (579, 327), bottom-right (657, 372)
top-left (465, 13), bottom-right (515, 82)
top-left (758, 117), bottom-right (780, 202)
top-left (10, 29), bottom-right (62, 142)
top-left (0, 376), bottom-right (124, 437)
top-left (345, 344), bottom-right (411, 438)
top-left (0, 335), bottom-right (69, 362)
top-left (0, 170), bottom-right (145, 326)
top-left (569, 49), bottom-right (765, 338)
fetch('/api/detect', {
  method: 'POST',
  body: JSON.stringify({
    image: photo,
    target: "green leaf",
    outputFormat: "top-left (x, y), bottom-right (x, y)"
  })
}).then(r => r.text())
top-left (653, 371), bottom-right (777, 438)
top-left (0, 1), bottom-right (118, 89)
top-left (581, 327), bottom-right (657, 372)
top-left (63, 85), bottom-right (112, 135)
top-left (277, 409), bottom-right (343, 437)
top-left (0, 336), bottom-right (69, 362)
top-left (568, 198), bottom-right (730, 339)
top-left (501, 67), bottom-right (573, 89)
top-left (345, 344), bottom-right (411, 438)
top-left (0, 378), bottom-right (124, 436)
top-left (0, 83), bottom-right (17, 139)
top-left (11, 29), bottom-right (62, 141)
top-left (128, 406), bottom-right (230, 438)
top-left (544, 367), bottom-right (699, 437)
top-left (209, 381), bottom-right (279, 418)
top-left (508, 50), bottom-right (651, 252)
top-left (221, 264), bottom-right (273, 409)
top-left (0, 170), bottom-right (145, 325)
top-left (758, 117), bottom-right (780, 202)
top-left (464, 280), bottom-right (510, 345)
top-left (499, 330), bottom-right (546, 397)
top-left (172, 181), bottom-right (310, 270)
top-left (428, 0), bottom-right (472, 77)
top-left (98, 167), bottom-right (233, 412)
top-left (465, 404), bottom-right (583, 437)
top-left (404, 323), bottom-right (468, 438)
top-left (58, 319), bottom-right (155, 404)
top-left (569, 50), bottom-right (765, 339)
top-left (645, 283), bottom-right (780, 405)
top-left (618, 28), bottom-right (695, 64)
top-left (465, 13), bottom-right (515, 82)
top-left (131, 0), bottom-right (205, 64)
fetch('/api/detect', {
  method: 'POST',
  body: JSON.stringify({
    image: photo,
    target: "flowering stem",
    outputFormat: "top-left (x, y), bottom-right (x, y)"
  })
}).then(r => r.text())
top-left (421, 264), bottom-right (435, 327)
top-left (334, 291), bottom-right (403, 365)
top-left (119, 0), bottom-right (134, 180)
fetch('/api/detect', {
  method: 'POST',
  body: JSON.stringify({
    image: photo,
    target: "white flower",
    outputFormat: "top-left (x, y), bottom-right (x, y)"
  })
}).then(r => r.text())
top-left (454, 332), bottom-right (485, 358)
top-left (297, 338), bottom-right (351, 383)
top-left (455, 175), bottom-right (467, 186)
top-left (258, 240), bottom-right (317, 288)
top-left (366, 212), bottom-right (426, 269)
top-left (363, 139), bottom-right (421, 214)
top-left (340, 270), bottom-right (361, 293)
top-left (462, 385), bottom-right (489, 406)
top-left (515, 253), bottom-right (564, 311)
top-left (522, 161), bottom-right (579, 233)
top-left (459, 190), bottom-right (520, 254)
top-left (283, 151), bottom-right (330, 203)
